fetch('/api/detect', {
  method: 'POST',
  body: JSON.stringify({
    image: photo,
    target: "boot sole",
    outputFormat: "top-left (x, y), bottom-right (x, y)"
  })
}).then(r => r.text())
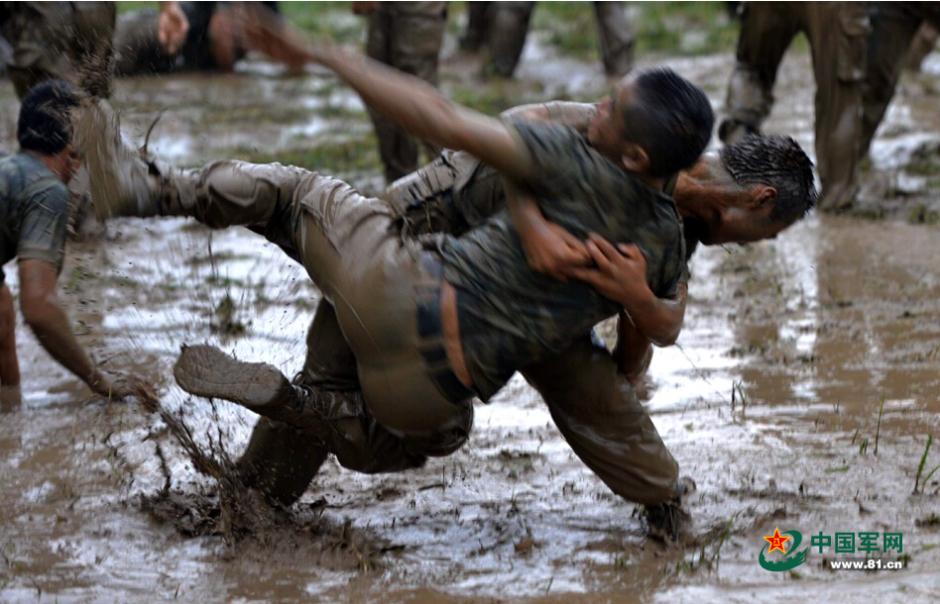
top-left (174, 344), bottom-right (292, 409)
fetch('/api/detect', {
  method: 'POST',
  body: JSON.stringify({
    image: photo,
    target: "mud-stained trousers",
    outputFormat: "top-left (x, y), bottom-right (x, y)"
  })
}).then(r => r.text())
top-left (184, 162), bottom-right (477, 448)
top-left (0, 1), bottom-right (115, 99)
top-left (364, 2), bottom-right (447, 183)
top-left (472, 2), bottom-right (634, 78)
top-left (242, 311), bottom-right (679, 507)
top-left (860, 3), bottom-right (940, 160)
top-left (720, 2), bottom-right (869, 211)
top-left (165, 159), bottom-right (679, 507)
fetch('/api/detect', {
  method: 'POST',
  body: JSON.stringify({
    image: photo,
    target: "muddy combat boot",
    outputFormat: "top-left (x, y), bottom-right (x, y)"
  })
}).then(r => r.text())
top-left (76, 97), bottom-right (196, 219)
top-left (175, 344), bottom-right (432, 475)
top-left (173, 345), bottom-right (334, 507)
top-left (236, 417), bottom-right (328, 507)
top-left (75, 97), bottom-right (156, 218)
top-left (173, 345), bottom-right (317, 425)
top-left (174, 344), bottom-right (381, 442)
top-left (641, 476), bottom-right (696, 543)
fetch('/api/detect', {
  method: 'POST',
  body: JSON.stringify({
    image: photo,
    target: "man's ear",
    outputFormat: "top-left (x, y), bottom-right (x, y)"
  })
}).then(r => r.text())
top-left (749, 184), bottom-right (777, 208)
top-left (620, 143), bottom-right (650, 174)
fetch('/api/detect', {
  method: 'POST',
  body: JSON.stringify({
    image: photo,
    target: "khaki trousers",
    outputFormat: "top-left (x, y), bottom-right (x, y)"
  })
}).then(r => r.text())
top-left (175, 160), bottom-right (474, 452)
top-left (721, 2), bottom-right (870, 210)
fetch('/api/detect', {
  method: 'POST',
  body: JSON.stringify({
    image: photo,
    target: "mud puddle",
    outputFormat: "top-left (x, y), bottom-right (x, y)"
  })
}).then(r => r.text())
top-left (2, 21), bottom-right (940, 603)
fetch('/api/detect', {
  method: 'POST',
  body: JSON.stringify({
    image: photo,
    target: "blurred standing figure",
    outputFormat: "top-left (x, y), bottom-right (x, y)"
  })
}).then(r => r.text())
top-left (719, 2), bottom-right (870, 212)
top-left (0, 2), bottom-right (186, 232)
top-left (354, 1), bottom-right (447, 184)
top-left (465, 2), bottom-right (634, 79)
top-left (860, 3), bottom-right (940, 161)
top-left (0, 2), bottom-right (117, 99)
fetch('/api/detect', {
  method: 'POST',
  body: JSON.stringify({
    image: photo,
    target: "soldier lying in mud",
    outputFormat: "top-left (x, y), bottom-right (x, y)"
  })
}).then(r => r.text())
top-left (85, 41), bottom-right (814, 539)
top-left (114, 1), bottom-right (303, 77)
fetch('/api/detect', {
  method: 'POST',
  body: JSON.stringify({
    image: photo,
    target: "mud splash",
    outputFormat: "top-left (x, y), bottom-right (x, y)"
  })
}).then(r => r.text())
top-left (135, 392), bottom-right (396, 577)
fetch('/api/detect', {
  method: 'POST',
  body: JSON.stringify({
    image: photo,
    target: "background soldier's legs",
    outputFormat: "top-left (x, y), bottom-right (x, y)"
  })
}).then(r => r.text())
top-left (2, 2), bottom-right (115, 99)
top-left (861, 4), bottom-right (926, 160)
top-left (482, 1), bottom-right (535, 78)
top-left (593, 1), bottom-right (634, 77)
top-left (460, 2), bottom-right (492, 52)
top-left (720, 3), bottom-right (799, 142)
top-left (807, 2), bottom-right (869, 211)
top-left (365, 4), bottom-right (446, 183)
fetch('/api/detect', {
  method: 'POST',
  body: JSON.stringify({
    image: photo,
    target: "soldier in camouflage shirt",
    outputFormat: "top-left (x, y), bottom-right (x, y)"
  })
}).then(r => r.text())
top-left (0, 81), bottom-right (145, 402)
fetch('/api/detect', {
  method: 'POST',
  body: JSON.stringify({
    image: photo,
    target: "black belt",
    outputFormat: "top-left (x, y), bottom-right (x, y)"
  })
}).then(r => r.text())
top-left (415, 253), bottom-right (475, 402)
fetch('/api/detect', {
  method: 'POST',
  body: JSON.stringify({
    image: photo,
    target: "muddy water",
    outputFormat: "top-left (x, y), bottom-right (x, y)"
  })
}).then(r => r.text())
top-left (2, 31), bottom-right (940, 603)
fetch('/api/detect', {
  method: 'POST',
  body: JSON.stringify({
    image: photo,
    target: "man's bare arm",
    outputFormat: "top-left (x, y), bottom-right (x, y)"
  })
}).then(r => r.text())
top-left (247, 13), bottom-right (535, 182)
top-left (566, 235), bottom-right (688, 348)
top-left (18, 260), bottom-right (136, 399)
top-left (619, 279), bottom-right (687, 348)
top-left (615, 310), bottom-right (653, 383)
top-left (19, 260), bottom-right (104, 390)
top-left (0, 283), bottom-right (20, 386)
top-left (615, 280), bottom-right (687, 381)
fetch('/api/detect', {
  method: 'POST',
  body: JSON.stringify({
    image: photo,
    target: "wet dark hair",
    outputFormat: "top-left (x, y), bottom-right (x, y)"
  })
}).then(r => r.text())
top-left (720, 134), bottom-right (818, 224)
top-left (17, 80), bottom-right (81, 155)
top-left (620, 68), bottom-right (714, 178)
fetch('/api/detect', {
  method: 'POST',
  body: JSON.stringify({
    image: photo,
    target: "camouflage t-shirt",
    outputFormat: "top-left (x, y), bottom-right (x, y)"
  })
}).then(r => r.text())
top-left (0, 152), bottom-right (70, 283)
top-left (439, 121), bottom-right (686, 400)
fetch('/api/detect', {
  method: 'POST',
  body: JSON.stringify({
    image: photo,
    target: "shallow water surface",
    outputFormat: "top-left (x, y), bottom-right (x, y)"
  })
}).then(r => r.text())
top-left (1, 31), bottom-right (939, 604)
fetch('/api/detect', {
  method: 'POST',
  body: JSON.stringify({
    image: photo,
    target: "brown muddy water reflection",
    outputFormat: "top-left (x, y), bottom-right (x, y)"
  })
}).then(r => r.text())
top-left (2, 37), bottom-right (940, 603)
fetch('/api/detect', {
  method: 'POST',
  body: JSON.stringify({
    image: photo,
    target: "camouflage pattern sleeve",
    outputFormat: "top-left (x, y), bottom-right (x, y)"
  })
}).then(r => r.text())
top-left (542, 101), bottom-right (597, 133)
top-left (503, 120), bottom-right (584, 195)
top-left (500, 101), bottom-right (596, 133)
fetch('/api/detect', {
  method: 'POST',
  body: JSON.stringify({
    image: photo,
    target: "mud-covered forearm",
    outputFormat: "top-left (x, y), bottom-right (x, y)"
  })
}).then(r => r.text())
top-left (504, 177), bottom-right (591, 279)
top-left (24, 300), bottom-right (101, 388)
top-left (620, 281), bottom-right (686, 348)
top-left (505, 179), bottom-right (546, 239)
top-left (18, 261), bottom-right (103, 391)
top-left (615, 310), bottom-right (654, 382)
top-left (0, 284), bottom-right (20, 386)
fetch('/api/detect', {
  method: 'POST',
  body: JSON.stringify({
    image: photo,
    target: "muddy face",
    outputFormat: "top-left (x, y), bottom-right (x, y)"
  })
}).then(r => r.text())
top-left (1, 21), bottom-right (939, 603)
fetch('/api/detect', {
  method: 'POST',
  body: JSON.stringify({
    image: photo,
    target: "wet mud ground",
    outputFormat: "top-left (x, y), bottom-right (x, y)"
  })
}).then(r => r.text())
top-left (2, 16), bottom-right (940, 604)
